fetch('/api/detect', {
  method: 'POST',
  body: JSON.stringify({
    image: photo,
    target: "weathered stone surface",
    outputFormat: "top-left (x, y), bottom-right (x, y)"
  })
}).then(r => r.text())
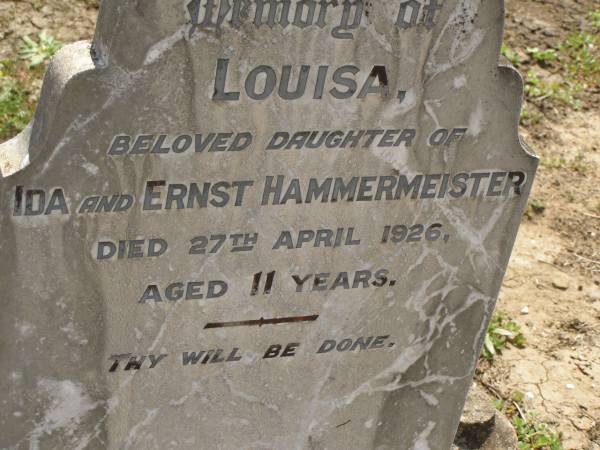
top-left (453, 383), bottom-right (518, 450)
top-left (0, 1), bottom-right (536, 449)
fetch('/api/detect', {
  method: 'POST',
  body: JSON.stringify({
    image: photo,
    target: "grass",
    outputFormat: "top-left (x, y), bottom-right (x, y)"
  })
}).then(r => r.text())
top-left (483, 314), bottom-right (562, 449)
top-left (560, 31), bottom-right (599, 82)
top-left (519, 107), bottom-right (543, 126)
top-left (541, 156), bottom-right (566, 170)
top-left (504, 8), bottom-right (599, 119)
top-left (0, 61), bottom-right (36, 141)
top-left (523, 70), bottom-right (581, 108)
top-left (527, 47), bottom-right (558, 65)
top-left (514, 412), bottom-right (563, 450)
top-left (482, 312), bottom-right (526, 360)
top-left (525, 198), bottom-right (548, 219)
top-left (19, 31), bottom-right (62, 68)
top-left (494, 394), bottom-right (563, 450)
top-left (529, 199), bottom-right (546, 214)
top-left (540, 152), bottom-right (592, 175)
top-left (0, 32), bottom-right (62, 141)
top-left (502, 43), bottom-right (522, 66)
top-left (589, 10), bottom-right (600, 31)
top-left (570, 152), bottom-right (590, 175)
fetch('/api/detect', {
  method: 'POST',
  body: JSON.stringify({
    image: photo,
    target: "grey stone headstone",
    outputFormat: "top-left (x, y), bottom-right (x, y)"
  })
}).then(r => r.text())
top-left (0, 1), bottom-right (537, 449)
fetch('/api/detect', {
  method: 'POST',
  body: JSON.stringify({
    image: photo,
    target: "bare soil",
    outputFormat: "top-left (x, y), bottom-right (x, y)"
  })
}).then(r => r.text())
top-left (485, 2), bottom-right (600, 448)
top-left (0, 1), bottom-right (96, 60)
top-left (0, 0), bottom-right (599, 448)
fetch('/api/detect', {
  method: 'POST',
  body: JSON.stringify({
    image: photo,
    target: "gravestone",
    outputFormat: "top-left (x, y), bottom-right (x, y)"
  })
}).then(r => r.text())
top-left (0, 0), bottom-right (537, 449)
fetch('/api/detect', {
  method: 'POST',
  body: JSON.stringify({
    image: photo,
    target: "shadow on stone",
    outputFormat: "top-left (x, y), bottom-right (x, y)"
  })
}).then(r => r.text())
top-left (453, 383), bottom-right (518, 450)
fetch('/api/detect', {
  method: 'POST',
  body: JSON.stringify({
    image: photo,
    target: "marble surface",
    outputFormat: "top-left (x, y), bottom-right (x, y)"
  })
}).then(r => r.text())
top-left (0, 1), bottom-right (537, 448)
